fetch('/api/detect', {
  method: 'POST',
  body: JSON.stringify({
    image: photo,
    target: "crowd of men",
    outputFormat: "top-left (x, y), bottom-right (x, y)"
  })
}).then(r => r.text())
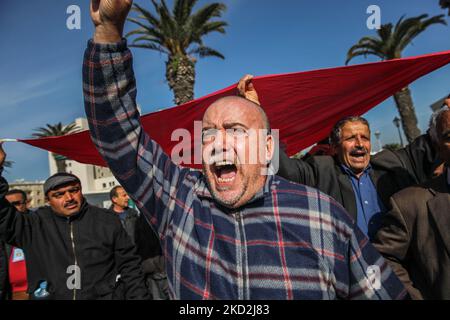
top-left (0, 0), bottom-right (449, 300)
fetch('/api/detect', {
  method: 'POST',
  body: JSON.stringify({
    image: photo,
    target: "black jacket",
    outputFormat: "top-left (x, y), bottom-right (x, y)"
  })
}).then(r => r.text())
top-left (109, 207), bottom-right (140, 244)
top-left (0, 172), bottom-right (149, 300)
top-left (277, 134), bottom-right (439, 221)
top-left (134, 213), bottom-right (162, 260)
top-left (0, 241), bottom-right (9, 300)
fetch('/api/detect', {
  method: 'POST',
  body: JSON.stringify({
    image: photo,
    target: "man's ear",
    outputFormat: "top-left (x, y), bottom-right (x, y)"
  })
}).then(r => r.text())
top-left (265, 134), bottom-right (275, 163)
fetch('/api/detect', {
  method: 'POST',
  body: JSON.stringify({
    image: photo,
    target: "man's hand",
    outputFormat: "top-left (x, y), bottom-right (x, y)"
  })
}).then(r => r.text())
top-left (237, 74), bottom-right (261, 106)
top-left (91, 0), bottom-right (133, 43)
top-left (0, 143), bottom-right (6, 169)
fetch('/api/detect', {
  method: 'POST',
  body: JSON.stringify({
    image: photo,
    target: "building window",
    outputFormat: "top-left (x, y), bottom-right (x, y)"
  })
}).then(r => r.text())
top-left (103, 183), bottom-right (106, 188)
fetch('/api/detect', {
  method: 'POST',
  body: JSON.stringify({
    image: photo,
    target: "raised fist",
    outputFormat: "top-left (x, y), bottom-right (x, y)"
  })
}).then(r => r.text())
top-left (91, 0), bottom-right (133, 43)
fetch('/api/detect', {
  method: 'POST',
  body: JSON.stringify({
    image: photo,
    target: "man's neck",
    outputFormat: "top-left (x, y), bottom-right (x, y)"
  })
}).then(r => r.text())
top-left (340, 163), bottom-right (369, 180)
top-left (112, 204), bottom-right (126, 213)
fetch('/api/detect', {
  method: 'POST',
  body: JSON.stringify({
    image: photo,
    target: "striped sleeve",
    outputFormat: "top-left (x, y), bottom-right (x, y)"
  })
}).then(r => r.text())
top-left (82, 39), bottom-right (183, 235)
top-left (345, 221), bottom-right (408, 300)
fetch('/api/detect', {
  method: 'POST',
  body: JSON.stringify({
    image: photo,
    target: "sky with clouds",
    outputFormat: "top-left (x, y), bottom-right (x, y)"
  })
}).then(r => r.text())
top-left (0, 0), bottom-right (449, 182)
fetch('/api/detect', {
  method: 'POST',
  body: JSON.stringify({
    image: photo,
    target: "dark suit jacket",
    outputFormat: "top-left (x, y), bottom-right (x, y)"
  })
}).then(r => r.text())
top-left (0, 241), bottom-right (8, 300)
top-left (277, 134), bottom-right (439, 221)
top-left (372, 174), bottom-right (450, 299)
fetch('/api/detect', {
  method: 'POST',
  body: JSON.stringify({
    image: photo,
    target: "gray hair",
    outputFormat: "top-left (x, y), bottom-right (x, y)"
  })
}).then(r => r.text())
top-left (429, 105), bottom-right (450, 145)
top-left (330, 116), bottom-right (370, 146)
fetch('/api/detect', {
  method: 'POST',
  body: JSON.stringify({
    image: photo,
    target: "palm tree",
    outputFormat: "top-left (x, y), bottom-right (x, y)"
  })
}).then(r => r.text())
top-left (440, 0), bottom-right (450, 15)
top-left (126, 0), bottom-right (227, 105)
top-left (346, 14), bottom-right (447, 143)
top-left (3, 160), bottom-right (13, 169)
top-left (32, 122), bottom-right (80, 173)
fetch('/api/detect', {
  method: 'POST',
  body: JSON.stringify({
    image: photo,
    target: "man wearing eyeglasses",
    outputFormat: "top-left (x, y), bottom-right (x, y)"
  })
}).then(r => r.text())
top-left (0, 189), bottom-right (31, 300)
top-left (0, 143), bottom-right (149, 300)
top-left (5, 190), bottom-right (29, 214)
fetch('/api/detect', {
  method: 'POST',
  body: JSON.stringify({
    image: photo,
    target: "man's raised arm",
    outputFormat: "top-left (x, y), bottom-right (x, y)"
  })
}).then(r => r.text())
top-left (84, 0), bottom-right (183, 232)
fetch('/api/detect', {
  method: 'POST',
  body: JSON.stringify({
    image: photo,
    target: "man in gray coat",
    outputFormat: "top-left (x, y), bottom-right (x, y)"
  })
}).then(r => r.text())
top-left (373, 104), bottom-right (450, 299)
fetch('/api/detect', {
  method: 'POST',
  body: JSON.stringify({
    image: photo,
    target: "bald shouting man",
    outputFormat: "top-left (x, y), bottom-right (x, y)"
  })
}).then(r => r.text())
top-left (83, 0), bottom-right (406, 299)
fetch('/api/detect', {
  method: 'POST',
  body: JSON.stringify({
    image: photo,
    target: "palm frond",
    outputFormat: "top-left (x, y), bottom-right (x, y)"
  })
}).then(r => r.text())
top-left (32, 122), bottom-right (79, 138)
top-left (188, 46), bottom-right (225, 59)
top-left (174, 0), bottom-right (198, 25)
top-left (345, 49), bottom-right (385, 65)
top-left (397, 14), bottom-right (446, 52)
top-left (190, 3), bottom-right (227, 31)
top-left (129, 43), bottom-right (168, 54)
top-left (3, 160), bottom-right (13, 168)
top-left (132, 2), bottom-right (161, 26)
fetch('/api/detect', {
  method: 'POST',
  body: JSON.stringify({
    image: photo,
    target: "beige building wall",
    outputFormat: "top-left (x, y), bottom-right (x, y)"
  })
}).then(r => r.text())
top-left (9, 181), bottom-right (45, 209)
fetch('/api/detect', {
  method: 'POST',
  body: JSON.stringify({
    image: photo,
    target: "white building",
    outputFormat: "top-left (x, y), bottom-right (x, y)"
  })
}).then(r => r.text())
top-left (9, 180), bottom-right (45, 209)
top-left (48, 118), bottom-right (119, 208)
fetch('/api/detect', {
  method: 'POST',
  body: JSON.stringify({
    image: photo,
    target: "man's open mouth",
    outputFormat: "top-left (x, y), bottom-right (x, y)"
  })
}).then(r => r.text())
top-left (65, 202), bottom-right (78, 209)
top-left (350, 150), bottom-right (366, 159)
top-left (213, 160), bottom-right (237, 184)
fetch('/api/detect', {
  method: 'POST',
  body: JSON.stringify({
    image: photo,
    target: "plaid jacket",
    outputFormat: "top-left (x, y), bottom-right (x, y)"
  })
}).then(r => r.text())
top-left (83, 40), bottom-right (407, 300)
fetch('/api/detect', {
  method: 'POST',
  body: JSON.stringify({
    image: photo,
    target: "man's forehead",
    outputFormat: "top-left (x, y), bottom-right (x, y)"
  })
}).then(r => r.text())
top-left (49, 182), bottom-right (81, 194)
top-left (6, 193), bottom-right (24, 200)
top-left (116, 187), bottom-right (126, 194)
top-left (203, 97), bottom-right (263, 126)
top-left (342, 121), bottom-right (370, 132)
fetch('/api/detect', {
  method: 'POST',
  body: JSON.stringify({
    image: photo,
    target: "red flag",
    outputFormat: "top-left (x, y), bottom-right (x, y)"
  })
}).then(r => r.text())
top-left (20, 50), bottom-right (450, 168)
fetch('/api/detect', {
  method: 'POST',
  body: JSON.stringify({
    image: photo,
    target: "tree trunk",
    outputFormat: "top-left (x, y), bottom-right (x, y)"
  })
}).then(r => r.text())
top-left (53, 154), bottom-right (67, 173)
top-left (393, 86), bottom-right (421, 143)
top-left (166, 55), bottom-right (196, 105)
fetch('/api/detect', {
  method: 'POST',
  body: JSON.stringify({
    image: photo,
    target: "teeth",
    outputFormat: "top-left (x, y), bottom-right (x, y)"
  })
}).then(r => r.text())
top-left (215, 160), bottom-right (234, 166)
top-left (218, 177), bottom-right (235, 183)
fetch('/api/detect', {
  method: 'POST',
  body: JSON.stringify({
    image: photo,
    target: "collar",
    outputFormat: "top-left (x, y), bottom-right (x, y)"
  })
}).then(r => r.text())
top-left (194, 173), bottom-right (273, 209)
top-left (340, 163), bottom-right (372, 179)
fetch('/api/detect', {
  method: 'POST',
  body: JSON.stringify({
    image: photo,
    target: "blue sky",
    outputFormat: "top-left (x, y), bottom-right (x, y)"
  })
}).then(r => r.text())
top-left (0, 0), bottom-right (449, 181)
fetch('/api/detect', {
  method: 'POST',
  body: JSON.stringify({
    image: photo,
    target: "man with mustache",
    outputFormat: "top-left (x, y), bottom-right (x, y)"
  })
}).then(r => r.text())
top-left (0, 145), bottom-right (149, 300)
top-left (238, 75), bottom-right (443, 241)
top-left (82, 0), bottom-right (407, 299)
top-left (373, 103), bottom-right (450, 299)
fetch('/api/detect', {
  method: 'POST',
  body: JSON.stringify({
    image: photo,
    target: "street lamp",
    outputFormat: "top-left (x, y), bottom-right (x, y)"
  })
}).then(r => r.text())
top-left (393, 117), bottom-right (404, 147)
top-left (374, 130), bottom-right (382, 152)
